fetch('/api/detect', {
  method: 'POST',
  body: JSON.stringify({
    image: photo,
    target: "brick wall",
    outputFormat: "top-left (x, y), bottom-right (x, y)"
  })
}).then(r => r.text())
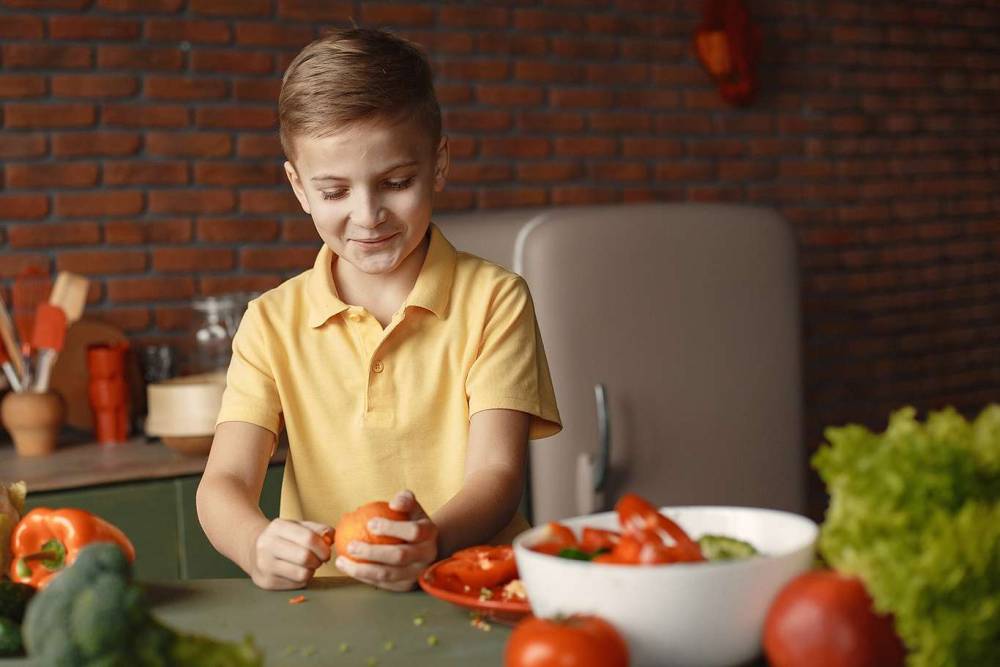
top-left (1, 1), bottom-right (998, 515)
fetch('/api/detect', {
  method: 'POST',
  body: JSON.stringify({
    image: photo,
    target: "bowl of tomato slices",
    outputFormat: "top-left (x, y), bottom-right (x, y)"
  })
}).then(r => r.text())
top-left (512, 494), bottom-right (818, 667)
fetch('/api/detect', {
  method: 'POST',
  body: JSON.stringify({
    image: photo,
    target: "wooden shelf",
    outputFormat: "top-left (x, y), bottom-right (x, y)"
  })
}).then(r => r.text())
top-left (0, 436), bottom-right (286, 492)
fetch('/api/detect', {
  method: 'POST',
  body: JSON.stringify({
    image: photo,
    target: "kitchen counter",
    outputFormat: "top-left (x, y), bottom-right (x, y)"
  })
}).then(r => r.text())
top-left (1, 435), bottom-right (287, 581)
top-left (0, 578), bottom-right (511, 666)
top-left (0, 436), bottom-right (286, 492)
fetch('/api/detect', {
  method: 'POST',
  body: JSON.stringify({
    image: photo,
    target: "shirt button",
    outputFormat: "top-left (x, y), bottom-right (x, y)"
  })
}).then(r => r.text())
top-left (372, 360), bottom-right (384, 373)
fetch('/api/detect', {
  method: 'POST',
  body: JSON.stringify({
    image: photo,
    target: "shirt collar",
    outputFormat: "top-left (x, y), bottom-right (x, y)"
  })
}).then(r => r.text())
top-left (306, 223), bottom-right (456, 328)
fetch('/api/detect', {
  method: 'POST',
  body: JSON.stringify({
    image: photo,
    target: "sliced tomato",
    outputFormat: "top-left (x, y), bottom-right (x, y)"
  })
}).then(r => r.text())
top-left (616, 493), bottom-right (704, 562)
top-left (580, 527), bottom-right (621, 553)
top-left (530, 521), bottom-right (579, 556)
top-left (435, 545), bottom-right (518, 591)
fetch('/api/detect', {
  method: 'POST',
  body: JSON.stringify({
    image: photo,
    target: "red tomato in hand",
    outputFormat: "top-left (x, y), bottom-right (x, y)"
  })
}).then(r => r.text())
top-left (505, 614), bottom-right (629, 667)
top-left (763, 570), bottom-right (906, 667)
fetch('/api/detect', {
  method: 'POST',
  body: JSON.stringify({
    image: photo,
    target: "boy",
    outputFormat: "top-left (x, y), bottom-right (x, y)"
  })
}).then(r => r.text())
top-left (196, 27), bottom-right (561, 592)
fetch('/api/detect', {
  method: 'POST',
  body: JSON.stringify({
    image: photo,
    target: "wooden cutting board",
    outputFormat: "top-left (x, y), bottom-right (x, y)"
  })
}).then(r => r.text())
top-left (48, 319), bottom-right (141, 432)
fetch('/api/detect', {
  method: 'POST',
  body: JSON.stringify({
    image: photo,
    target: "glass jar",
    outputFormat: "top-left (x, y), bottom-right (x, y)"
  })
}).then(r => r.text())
top-left (185, 296), bottom-right (237, 376)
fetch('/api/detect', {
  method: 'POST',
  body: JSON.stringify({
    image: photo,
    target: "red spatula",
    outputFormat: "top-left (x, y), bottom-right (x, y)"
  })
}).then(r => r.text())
top-left (30, 303), bottom-right (68, 393)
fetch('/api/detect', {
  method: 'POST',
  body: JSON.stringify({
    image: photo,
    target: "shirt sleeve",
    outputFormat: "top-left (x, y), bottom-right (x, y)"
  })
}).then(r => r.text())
top-left (215, 299), bottom-right (282, 435)
top-left (466, 275), bottom-right (562, 440)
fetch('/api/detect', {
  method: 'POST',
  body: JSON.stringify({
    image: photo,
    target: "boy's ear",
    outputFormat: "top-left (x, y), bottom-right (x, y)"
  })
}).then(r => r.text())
top-left (284, 160), bottom-right (311, 215)
top-left (433, 136), bottom-right (449, 192)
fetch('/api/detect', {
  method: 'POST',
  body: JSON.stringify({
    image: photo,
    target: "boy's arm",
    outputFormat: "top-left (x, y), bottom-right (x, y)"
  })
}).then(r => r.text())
top-left (196, 420), bottom-right (275, 574)
top-left (432, 407), bottom-right (531, 557)
top-left (199, 421), bottom-right (332, 589)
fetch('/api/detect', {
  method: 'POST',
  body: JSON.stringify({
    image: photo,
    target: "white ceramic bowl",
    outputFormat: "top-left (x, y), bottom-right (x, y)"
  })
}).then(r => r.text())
top-left (513, 506), bottom-right (818, 667)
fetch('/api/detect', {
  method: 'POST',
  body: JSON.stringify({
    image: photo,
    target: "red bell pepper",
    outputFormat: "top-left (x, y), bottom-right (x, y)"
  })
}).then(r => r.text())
top-left (616, 493), bottom-right (704, 563)
top-left (9, 507), bottom-right (136, 589)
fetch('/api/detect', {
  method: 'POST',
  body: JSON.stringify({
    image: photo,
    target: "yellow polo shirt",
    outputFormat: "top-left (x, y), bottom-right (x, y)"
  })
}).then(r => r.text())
top-left (216, 224), bottom-right (561, 576)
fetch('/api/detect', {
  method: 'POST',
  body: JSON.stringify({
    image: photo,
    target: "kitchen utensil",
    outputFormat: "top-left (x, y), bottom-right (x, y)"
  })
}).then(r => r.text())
top-left (0, 390), bottom-right (65, 456)
top-left (513, 506), bottom-right (818, 667)
top-left (0, 294), bottom-right (27, 386)
top-left (48, 272), bottom-right (90, 323)
top-left (419, 558), bottom-right (532, 624)
top-left (47, 319), bottom-right (131, 431)
top-left (12, 267), bottom-right (51, 358)
top-left (29, 303), bottom-right (68, 393)
top-left (87, 342), bottom-right (130, 444)
top-left (0, 344), bottom-right (23, 392)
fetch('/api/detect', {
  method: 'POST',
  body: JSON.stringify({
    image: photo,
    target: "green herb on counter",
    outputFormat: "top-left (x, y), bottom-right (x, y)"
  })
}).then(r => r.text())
top-left (813, 405), bottom-right (1000, 667)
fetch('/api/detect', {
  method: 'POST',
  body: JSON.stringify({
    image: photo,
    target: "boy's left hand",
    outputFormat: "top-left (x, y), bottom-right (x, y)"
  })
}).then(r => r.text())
top-left (335, 489), bottom-right (438, 592)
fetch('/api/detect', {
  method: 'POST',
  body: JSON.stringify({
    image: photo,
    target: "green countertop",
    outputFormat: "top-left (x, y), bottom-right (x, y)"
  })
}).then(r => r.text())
top-left (1, 577), bottom-right (511, 666)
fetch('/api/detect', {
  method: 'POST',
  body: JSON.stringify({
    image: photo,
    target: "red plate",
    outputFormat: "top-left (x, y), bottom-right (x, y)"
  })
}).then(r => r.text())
top-left (419, 557), bottom-right (532, 624)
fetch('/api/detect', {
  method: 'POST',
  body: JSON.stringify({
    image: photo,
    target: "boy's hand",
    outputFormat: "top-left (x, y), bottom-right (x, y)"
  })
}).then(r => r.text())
top-left (249, 519), bottom-right (333, 590)
top-left (335, 489), bottom-right (438, 592)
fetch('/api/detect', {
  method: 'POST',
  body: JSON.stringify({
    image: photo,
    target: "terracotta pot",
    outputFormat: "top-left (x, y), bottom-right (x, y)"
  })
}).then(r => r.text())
top-left (1, 391), bottom-right (65, 456)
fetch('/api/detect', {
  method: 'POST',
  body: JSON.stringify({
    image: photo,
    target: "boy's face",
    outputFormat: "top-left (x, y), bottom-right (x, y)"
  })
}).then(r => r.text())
top-left (284, 116), bottom-right (448, 277)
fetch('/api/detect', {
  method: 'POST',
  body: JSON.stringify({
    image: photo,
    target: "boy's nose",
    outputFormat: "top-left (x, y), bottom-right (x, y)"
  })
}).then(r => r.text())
top-left (349, 197), bottom-right (384, 228)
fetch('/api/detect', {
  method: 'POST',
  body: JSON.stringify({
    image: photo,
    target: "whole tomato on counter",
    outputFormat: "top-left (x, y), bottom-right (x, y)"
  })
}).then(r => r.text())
top-left (763, 569), bottom-right (906, 667)
top-left (505, 614), bottom-right (629, 667)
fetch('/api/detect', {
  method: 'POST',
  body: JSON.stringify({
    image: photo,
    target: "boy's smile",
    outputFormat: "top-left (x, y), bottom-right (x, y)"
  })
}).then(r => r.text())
top-left (284, 116), bottom-right (448, 286)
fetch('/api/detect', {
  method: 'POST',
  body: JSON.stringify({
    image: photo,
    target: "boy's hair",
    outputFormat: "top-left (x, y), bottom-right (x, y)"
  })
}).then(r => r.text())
top-left (279, 27), bottom-right (441, 161)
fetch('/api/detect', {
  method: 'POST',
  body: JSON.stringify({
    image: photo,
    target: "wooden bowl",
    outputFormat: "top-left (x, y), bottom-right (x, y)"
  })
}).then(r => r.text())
top-left (145, 372), bottom-right (225, 457)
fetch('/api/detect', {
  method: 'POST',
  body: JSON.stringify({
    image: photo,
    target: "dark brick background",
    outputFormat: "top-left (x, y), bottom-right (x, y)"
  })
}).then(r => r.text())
top-left (1, 0), bottom-right (998, 516)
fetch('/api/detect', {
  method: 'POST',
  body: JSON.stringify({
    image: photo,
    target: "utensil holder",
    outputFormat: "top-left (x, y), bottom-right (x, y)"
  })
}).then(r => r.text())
top-left (1, 390), bottom-right (65, 456)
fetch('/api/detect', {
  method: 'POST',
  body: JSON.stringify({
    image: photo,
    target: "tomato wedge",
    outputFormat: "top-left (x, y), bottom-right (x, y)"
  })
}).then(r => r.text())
top-left (580, 527), bottom-right (621, 553)
top-left (616, 493), bottom-right (704, 562)
top-left (435, 545), bottom-right (518, 591)
top-left (530, 521), bottom-right (579, 556)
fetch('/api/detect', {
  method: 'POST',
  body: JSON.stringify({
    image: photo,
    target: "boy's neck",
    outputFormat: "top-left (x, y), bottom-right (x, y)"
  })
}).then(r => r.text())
top-left (332, 232), bottom-right (431, 323)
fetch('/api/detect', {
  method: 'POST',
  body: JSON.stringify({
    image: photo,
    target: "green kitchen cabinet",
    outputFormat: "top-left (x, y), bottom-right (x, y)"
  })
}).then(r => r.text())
top-left (23, 478), bottom-right (181, 581)
top-left (22, 465), bottom-right (284, 581)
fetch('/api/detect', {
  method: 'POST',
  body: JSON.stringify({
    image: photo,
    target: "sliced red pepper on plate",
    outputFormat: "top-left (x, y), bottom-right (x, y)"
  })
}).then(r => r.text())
top-left (434, 545), bottom-right (518, 591)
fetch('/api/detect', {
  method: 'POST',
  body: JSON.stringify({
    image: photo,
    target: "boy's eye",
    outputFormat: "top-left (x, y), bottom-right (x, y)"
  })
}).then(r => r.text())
top-left (319, 177), bottom-right (413, 201)
top-left (321, 188), bottom-right (348, 200)
top-left (384, 177), bottom-right (415, 191)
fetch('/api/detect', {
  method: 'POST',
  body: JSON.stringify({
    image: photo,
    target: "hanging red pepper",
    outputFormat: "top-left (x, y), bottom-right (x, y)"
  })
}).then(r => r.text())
top-left (8, 508), bottom-right (136, 589)
top-left (693, 0), bottom-right (762, 106)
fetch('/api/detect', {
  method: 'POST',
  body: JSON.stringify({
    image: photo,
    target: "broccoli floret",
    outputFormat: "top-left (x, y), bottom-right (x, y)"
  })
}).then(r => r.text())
top-left (22, 543), bottom-right (262, 666)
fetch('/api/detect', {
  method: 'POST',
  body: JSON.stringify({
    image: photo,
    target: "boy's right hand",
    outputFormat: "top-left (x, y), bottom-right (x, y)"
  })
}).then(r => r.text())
top-left (249, 519), bottom-right (333, 590)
